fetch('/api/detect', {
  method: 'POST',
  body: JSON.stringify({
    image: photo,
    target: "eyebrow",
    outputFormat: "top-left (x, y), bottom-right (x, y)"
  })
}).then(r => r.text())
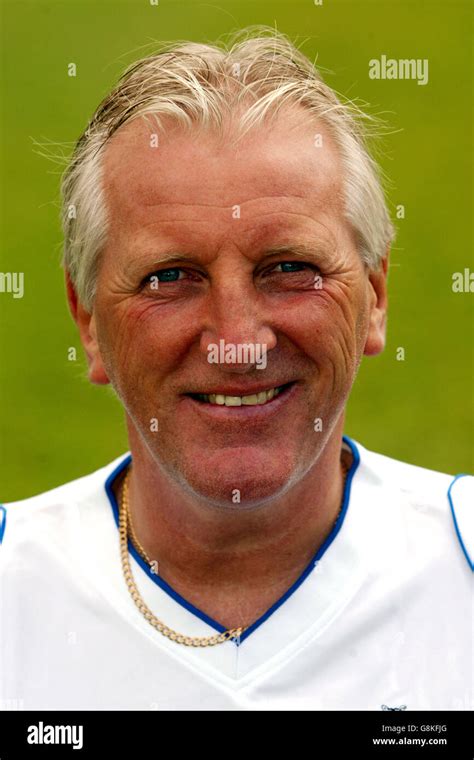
top-left (129, 241), bottom-right (332, 274)
top-left (261, 243), bottom-right (330, 259)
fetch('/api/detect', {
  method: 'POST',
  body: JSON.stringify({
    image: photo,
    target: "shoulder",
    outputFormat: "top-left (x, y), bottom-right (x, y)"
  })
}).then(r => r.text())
top-left (349, 437), bottom-right (473, 571)
top-left (0, 453), bottom-right (130, 549)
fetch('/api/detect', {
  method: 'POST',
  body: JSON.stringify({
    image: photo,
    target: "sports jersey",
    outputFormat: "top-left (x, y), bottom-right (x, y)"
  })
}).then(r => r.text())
top-left (1, 437), bottom-right (472, 710)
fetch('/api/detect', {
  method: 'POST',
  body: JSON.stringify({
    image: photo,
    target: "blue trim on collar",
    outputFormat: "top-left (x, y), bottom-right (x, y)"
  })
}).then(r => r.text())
top-left (0, 505), bottom-right (6, 544)
top-left (447, 473), bottom-right (473, 572)
top-left (104, 435), bottom-right (360, 644)
top-left (104, 455), bottom-right (227, 636)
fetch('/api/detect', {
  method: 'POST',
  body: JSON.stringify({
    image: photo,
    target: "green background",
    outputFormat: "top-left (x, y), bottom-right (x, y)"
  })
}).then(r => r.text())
top-left (0, 0), bottom-right (472, 501)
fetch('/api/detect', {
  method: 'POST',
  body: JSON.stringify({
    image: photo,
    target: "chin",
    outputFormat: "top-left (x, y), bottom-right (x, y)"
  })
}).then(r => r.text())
top-left (171, 446), bottom-right (299, 510)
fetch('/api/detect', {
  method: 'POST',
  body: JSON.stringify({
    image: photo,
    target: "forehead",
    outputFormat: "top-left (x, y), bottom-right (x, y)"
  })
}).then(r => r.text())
top-left (101, 110), bottom-right (345, 251)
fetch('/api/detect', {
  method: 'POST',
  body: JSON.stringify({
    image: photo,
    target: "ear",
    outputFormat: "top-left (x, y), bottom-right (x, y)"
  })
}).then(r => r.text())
top-left (65, 271), bottom-right (110, 385)
top-left (363, 249), bottom-right (389, 357)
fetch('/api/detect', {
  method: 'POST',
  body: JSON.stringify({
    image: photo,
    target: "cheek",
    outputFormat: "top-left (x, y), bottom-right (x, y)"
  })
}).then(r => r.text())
top-left (279, 282), bottom-right (366, 366)
top-left (95, 299), bottom-right (195, 391)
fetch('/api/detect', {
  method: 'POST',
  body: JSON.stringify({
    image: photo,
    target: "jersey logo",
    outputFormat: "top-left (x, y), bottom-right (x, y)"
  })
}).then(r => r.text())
top-left (381, 705), bottom-right (407, 711)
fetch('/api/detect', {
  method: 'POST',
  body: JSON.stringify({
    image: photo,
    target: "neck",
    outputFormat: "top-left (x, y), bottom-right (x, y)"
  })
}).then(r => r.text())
top-left (114, 419), bottom-right (351, 629)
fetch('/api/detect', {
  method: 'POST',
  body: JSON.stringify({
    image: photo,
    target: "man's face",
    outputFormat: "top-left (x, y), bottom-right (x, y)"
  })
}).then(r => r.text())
top-left (80, 113), bottom-right (387, 506)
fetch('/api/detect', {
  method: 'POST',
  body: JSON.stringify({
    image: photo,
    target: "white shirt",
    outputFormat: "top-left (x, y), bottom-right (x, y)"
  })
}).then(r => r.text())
top-left (1, 437), bottom-right (472, 710)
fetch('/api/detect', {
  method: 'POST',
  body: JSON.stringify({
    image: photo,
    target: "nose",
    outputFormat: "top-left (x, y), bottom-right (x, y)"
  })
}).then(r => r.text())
top-left (200, 276), bottom-right (277, 373)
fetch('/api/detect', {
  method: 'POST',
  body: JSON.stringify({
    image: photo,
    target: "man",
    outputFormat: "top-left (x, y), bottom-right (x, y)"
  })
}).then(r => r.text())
top-left (1, 28), bottom-right (472, 710)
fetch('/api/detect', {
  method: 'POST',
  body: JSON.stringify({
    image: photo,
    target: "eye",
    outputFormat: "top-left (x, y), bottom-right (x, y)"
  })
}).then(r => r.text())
top-left (266, 260), bottom-right (321, 276)
top-left (140, 268), bottom-right (189, 290)
top-left (144, 268), bottom-right (184, 284)
top-left (258, 259), bottom-right (322, 292)
top-left (273, 261), bottom-right (310, 273)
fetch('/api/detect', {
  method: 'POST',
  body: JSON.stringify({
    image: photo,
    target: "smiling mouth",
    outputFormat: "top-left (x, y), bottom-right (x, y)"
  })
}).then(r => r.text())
top-left (187, 382), bottom-right (295, 407)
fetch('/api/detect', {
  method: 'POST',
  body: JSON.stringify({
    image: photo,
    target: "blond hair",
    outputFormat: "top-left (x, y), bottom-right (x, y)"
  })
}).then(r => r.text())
top-left (61, 26), bottom-right (394, 310)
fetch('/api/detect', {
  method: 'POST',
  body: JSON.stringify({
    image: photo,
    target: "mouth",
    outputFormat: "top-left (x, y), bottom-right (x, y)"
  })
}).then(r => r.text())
top-left (186, 381), bottom-right (295, 407)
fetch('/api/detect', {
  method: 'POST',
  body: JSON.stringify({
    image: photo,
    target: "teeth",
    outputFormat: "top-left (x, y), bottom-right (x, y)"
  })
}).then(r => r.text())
top-left (196, 385), bottom-right (285, 406)
top-left (225, 396), bottom-right (242, 406)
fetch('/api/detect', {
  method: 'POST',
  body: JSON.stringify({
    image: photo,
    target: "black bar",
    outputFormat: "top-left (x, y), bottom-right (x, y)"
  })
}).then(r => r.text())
top-left (0, 710), bottom-right (471, 757)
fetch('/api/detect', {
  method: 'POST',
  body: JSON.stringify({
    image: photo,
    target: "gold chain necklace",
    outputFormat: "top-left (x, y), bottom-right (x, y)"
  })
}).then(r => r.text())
top-left (119, 459), bottom-right (349, 647)
top-left (119, 472), bottom-right (245, 646)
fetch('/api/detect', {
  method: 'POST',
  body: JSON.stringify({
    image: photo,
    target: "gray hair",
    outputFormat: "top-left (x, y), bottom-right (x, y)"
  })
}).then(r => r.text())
top-left (61, 26), bottom-right (395, 311)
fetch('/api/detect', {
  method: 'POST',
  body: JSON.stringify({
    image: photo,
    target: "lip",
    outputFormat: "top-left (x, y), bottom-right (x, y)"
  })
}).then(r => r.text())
top-left (180, 381), bottom-right (299, 419)
top-left (183, 381), bottom-right (296, 397)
